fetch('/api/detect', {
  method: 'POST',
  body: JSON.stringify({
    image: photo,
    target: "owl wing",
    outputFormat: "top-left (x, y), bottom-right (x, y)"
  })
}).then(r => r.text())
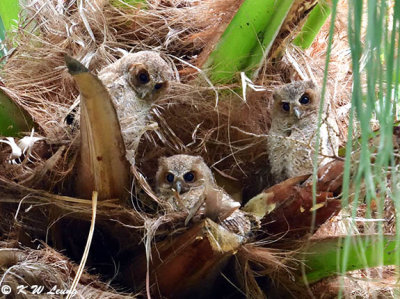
top-left (220, 210), bottom-right (254, 237)
top-left (203, 184), bottom-right (240, 222)
top-left (267, 132), bottom-right (293, 183)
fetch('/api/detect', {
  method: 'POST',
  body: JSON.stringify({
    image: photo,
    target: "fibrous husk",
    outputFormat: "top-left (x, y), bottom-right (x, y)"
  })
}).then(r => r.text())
top-left (0, 240), bottom-right (133, 298)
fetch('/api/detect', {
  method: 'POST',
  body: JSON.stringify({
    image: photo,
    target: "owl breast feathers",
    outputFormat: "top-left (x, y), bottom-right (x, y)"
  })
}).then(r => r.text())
top-left (267, 81), bottom-right (339, 184)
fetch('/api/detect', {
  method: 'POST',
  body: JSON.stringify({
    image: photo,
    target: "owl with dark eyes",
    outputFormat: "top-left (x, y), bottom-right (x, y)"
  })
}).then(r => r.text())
top-left (66, 51), bottom-right (174, 153)
top-left (267, 81), bottom-right (339, 184)
top-left (98, 51), bottom-right (174, 152)
top-left (156, 154), bottom-right (241, 224)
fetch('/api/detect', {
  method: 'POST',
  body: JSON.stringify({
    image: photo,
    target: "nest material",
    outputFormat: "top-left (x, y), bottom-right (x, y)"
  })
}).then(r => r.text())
top-left (310, 267), bottom-right (399, 299)
top-left (0, 240), bottom-right (133, 298)
top-left (0, 0), bottom-right (363, 298)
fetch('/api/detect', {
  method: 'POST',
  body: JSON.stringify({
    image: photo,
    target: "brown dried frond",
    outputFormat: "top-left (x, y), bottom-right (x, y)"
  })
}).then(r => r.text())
top-left (0, 240), bottom-right (134, 298)
top-left (310, 267), bottom-right (399, 299)
top-left (235, 243), bottom-right (295, 298)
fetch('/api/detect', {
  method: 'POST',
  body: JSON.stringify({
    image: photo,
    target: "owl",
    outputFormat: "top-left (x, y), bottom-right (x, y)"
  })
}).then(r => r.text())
top-left (267, 81), bottom-right (339, 184)
top-left (66, 51), bottom-right (174, 156)
top-left (98, 51), bottom-right (174, 153)
top-left (155, 155), bottom-right (241, 224)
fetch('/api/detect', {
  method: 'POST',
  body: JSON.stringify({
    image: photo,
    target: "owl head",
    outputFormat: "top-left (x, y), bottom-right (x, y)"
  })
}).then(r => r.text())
top-left (272, 81), bottom-right (320, 121)
top-left (156, 155), bottom-right (214, 195)
top-left (121, 51), bottom-right (174, 102)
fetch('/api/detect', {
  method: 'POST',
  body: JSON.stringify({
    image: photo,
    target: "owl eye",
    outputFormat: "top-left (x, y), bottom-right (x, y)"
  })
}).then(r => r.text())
top-left (166, 172), bottom-right (174, 183)
top-left (282, 102), bottom-right (290, 112)
top-left (300, 94), bottom-right (310, 105)
top-left (154, 83), bottom-right (163, 90)
top-left (137, 70), bottom-right (150, 84)
top-left (183, 171), bottom-right (195, 182)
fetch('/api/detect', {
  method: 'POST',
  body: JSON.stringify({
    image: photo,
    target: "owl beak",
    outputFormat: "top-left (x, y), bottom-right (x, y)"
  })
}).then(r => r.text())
top-left (293, 107), bottom-right (302, 119)
top-left (174, 180), bottom-right (183, 194)
top-left (138, 90), bottom-right (151, 100)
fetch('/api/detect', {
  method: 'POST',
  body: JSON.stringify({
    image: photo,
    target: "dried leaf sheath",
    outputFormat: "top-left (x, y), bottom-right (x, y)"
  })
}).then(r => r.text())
top-left (125, 219), bottom-right (244, 297)
top-left (65, 55), bottom-right (131, 202)
top-left (244, 160), bottom-right (344, 238)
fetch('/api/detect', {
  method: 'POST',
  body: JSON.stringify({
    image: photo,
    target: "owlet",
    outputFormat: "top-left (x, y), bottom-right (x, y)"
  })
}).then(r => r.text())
top-left (267, 81), bottom-right (339, 184)
top-left (98, 51), bottom-right (174, 154)
top-left (66, 51), bottom-right (174, 157)
top-left (155, 155), bottom-right (241, 224)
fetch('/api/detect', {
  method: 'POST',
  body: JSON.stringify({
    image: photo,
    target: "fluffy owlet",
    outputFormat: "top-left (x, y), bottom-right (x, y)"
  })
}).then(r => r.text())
top-left (267, 81), bottom-right (339, 184)
top-left (66, 51), bottom-right (174, 157)
top-left (156, 155), bottom-right (241, 224)
top-left (98, 51), bottom-right (174, 154)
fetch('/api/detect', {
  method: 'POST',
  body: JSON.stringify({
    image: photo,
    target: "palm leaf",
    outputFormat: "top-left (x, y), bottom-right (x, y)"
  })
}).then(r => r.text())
top-left (0, 87), bottom-right (34, 136)
top-left (298, 235), bottom-right (397, 284)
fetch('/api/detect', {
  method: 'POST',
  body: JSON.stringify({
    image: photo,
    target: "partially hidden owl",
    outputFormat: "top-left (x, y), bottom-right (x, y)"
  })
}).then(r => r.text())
top-left (267, 81), bottom-right (339, 184)
top-left (98, 51), bottom-right (174, 154)
top-left (66, 51), bottom-right (174, 156)
top-left (155, 154), bottom-right (243, 226)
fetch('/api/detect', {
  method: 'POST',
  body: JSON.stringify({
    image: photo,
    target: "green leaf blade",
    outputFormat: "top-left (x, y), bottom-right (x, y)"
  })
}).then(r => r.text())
top-left (204, 0), bottom-right (294, 83)
top-left (293, 1), bottom-right (332, 49)
top-left (300, 235), bottom-right (397, 284)
top-left (0, 0), bottom-right (20, 32)
top-left (0, 89), bottom-right (35, 137)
